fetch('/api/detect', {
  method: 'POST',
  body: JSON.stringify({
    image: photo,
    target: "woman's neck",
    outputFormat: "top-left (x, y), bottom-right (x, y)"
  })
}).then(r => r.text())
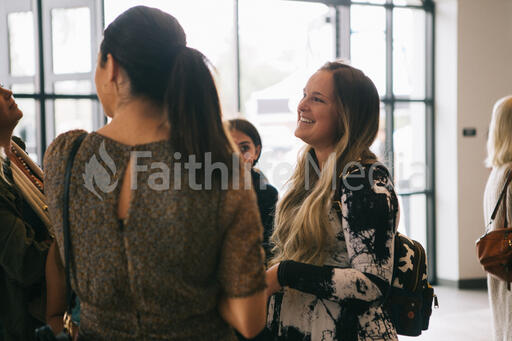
top-left (0, 130), bottom-right (13, 158)
top-left (314, 146), bottom-right (335, 170)
top-left (98, 99), bottom-right (169, 145)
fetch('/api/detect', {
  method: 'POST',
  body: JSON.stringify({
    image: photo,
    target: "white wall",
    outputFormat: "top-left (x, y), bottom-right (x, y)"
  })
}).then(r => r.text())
top-left (435, 0), bottom-right (459, 281)
top-left (435, 0), bottom-right (512, 282)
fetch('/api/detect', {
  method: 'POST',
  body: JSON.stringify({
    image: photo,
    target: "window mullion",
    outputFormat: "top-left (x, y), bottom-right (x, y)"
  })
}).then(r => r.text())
top-left (235, 0), bottom-right (241, 113)
top-left (385, 0), bottom-right (394, 178)
top-left (34, 0), bottom-right (47, 160)
top-left (425, 3), bottom-right (436, 284)
top-left (335, 4), bottom-right (350, 60)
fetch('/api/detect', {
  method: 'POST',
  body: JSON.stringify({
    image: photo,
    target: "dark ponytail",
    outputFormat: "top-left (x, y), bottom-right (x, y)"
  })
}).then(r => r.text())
top-left (100, 6), bottom-right (237, 182)
top-left (166, 48), bottom-right (235, 167)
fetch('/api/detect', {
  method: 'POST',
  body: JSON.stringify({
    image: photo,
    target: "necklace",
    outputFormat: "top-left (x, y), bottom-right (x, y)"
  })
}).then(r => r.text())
top-left (10, 145), bottom-right (44, 193)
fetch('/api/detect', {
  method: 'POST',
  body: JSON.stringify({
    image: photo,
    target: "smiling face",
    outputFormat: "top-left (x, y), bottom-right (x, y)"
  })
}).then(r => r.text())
top-left (295, 70), bottom-right (340, 151)
top-left (230, 129), bottom-right (261, 167)
top-left (0, 85), bottom-right (23, 132)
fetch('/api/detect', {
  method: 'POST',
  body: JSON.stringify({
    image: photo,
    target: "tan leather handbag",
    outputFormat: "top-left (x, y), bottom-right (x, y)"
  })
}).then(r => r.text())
top-left (476, 170), bottom-right (512, 289)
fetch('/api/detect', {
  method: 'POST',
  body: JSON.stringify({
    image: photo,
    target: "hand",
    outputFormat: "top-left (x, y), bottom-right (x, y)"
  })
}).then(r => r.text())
top-left (265, 263), bottom-right (282, 298)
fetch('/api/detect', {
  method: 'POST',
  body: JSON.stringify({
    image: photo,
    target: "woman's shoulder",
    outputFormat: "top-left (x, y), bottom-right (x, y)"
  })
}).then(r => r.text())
top-left (341, 162), bottom-right (393, 192)
top-left (251, 169), bottom-right (278, 196)
top-left (0, 172), bottom-right (17, 208)
top-left (43, 130), bottom-right (88, 169)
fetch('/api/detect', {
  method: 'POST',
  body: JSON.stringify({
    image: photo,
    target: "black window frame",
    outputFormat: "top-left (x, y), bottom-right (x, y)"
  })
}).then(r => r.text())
top-left (0, 0), bottom-right (104, 160)
top-left (1, 0), bottom-right (436, 282)
top-left (280, 0), bottom-right (436, 282)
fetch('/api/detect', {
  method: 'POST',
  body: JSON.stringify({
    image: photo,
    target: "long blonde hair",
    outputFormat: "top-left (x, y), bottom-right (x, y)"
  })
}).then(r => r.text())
top-left (486, 96), bottom-right (512, 168)
top-left (270, 62), bottom-right (380, 266)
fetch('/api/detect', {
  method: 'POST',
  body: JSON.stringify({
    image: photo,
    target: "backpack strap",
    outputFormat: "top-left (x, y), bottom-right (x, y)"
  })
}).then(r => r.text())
top-left (332, 163), bottom-right (365, 209)
top-left (63, 133), bottom-right (87, 317)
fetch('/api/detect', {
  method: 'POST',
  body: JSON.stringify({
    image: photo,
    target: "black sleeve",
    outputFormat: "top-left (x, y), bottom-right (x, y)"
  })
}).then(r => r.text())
top-left (277, 260), bottom-right (389, 303)
top-left (278, 260), bottom-right (336, 299)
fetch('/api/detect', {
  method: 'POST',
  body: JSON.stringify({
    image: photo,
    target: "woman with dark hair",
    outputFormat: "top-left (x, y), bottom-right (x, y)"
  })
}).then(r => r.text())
top-left (43, 6), bottom-right (266, 340)
top-left (0, 85), bottom-right (52, 340)
top-left (265, 62), bottom-right (399, 340)
top-left (228, 119), bottom-right (278, 263)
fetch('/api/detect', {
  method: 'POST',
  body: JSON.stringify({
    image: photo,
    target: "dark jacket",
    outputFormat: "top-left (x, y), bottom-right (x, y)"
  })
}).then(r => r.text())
top-left (251, 169), bottom-right (278, 263)
top-left (0, 157), bottom-right (50, 340)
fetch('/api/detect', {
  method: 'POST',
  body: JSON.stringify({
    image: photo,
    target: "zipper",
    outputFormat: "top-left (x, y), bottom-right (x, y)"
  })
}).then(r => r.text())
top-left (428, 283), bottom-right (439, 308)
top-left (119, 220), bottom-right (143, 337)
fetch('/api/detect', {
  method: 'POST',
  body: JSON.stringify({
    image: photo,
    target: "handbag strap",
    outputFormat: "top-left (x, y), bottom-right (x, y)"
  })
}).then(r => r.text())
top-left (489, 169), bottom-right (512, 228)
top-left (63, 133), bottom-right (87, 315)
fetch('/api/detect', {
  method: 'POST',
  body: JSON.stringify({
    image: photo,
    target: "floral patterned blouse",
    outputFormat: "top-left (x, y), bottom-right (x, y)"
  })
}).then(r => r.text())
top-left (44, 130), bottom-right (266, 340)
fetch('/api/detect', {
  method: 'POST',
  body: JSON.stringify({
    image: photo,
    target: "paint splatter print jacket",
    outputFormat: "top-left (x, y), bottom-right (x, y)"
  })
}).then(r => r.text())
top-left (267, 164), bottom-right (399, 341)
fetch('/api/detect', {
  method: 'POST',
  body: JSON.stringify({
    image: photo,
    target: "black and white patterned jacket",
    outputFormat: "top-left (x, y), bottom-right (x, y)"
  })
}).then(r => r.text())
top-left (267, 164), bottom-right (399, 341)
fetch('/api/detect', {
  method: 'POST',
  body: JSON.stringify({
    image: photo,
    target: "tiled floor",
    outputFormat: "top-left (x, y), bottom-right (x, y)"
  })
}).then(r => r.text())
top-left (400, 286), bottom-right (492, 341)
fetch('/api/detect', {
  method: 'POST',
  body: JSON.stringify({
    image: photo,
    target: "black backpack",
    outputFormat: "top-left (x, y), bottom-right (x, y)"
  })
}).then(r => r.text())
top-left (334, 165), bottom-right (438, 336)
top-left (385, 232), bottom-right (438, 336)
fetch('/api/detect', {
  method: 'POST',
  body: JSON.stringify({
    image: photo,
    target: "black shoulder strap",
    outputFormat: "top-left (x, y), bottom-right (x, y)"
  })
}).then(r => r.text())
top-left (332, 173), bottom-right (344, 221)
top-left (332, 164), bottom-right (357, 206)
top-left (489, 169), bottom-right (512, 227)
top-left (63, 133), bottom-right (87, 314)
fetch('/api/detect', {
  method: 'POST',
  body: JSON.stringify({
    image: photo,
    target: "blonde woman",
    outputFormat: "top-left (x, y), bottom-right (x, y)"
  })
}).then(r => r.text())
top-left (483, 96), bottom-right (512, 341)
top-left (265, 62), bottom-right (399, 340)
top-left (0, 85), bottom-right (52, 340)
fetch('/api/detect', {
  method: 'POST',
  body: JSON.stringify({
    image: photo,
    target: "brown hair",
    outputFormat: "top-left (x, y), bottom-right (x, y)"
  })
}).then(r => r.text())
top-left (228, 119), bottom-right (262, 166)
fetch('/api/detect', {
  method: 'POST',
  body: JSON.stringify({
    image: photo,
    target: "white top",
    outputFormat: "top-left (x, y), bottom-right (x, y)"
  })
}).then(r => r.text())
top-left (483, 164), bottom-right (512, 341)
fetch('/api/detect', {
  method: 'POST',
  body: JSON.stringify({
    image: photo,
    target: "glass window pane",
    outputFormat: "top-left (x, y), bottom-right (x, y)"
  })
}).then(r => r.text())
top-left (393, 102), bottom-right (426, 192)
top-left (239, 0), bottom-right (333, 190)
top-left (51, 7), bottom-right (92, 74)
top-left (371, 103), bottom-right (388, 163)
top-left (352, 0), bottom-right (386, 4)
top-left (393, 8), bottom-right (426, 98)
top-left (8, 12), bottom-right (35, 77)
top-left (11, 83), bottom-right (35, 94)
top-left (350, 5), bottom-right (386, 96)
top-left (239, 0), bottom-right (334, 112)
top-left (54, 99), bottom-right (93, 135)
top-left (103, 0), bottom-right (237, 116)
top-left (397, 194), bottom-right (427, 249)
top-left (54, 80), bottom-right (92, 94)
top-left (394, 0), bottom-right (423, 5)
top-left (12, 96), bottom-right (38, 163)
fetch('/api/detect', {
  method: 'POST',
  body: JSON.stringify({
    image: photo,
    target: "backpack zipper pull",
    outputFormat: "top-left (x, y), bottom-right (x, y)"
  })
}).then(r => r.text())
top-left (433, 294), bottom-right (439, 308)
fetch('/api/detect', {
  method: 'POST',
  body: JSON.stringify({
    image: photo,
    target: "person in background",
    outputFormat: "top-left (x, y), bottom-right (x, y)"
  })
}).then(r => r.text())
top-left (483, 95), bottom-right (512, 341)
top-left (0, 85), bottom-right (52, 340)
top-left (228, 119), bottom-right (278, 263)
top-left (43, 6), bottom-right (267, 340)
top-left (265, 62), bottom-right (399, 340)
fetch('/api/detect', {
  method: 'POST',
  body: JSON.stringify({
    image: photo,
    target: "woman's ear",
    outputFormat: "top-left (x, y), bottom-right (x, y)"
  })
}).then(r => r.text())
top-left (105, 53), bottom-right (119, 83)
